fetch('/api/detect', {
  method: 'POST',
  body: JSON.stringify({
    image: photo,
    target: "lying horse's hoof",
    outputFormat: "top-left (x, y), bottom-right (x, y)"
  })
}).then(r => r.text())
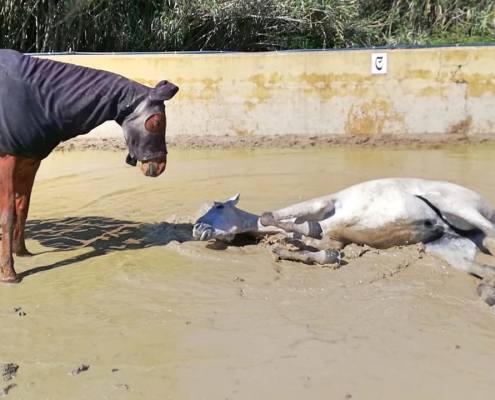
top-left (260, 212), bottom-right (276, 227)
top-left (1, 275), bottom-right (21, 284)
top-left (272, 246), bottom-right (284, 261)
top-left (482, 236), bottom-right (495, 257)
top-left (477, 283), bottom-right (495, 306)
top-left (314, 249), bottom-right (341, 265)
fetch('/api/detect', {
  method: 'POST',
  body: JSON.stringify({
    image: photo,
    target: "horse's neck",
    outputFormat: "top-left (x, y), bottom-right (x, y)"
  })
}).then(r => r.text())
top-left (234, 208), bottom-right (288, 236)
top-left (23, 55), bottom-right (148, 131)
top-left (234, 209), bottom-right (261, 233)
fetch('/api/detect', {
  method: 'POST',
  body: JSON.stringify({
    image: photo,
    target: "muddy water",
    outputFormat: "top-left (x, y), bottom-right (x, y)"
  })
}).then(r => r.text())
top-left (2, 145), bottom-right (495, 399)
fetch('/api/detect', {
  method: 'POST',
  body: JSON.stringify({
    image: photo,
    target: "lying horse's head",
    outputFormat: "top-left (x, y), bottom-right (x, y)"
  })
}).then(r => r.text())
top-left (121, 80), bottom-right (179, 177)
top-left (193, 192), bottom-right (244, 242)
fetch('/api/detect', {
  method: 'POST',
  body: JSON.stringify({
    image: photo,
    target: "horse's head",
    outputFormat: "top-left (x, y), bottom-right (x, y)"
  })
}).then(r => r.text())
top-left (193, 193), bottom-right (246, 242)
top-left (121, 80), bottom-right (179, 177)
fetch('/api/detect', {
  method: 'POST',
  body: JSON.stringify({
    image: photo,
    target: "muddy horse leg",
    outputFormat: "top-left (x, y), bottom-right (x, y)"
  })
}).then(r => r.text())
top-left (13, 159), bottom-right (40, 257)
top-left (273, 246), bottom-right (341, 265)
top-left (260, 216), bottom-right (324, 239)
top-left (261, 197), bottom-right (335, 222)
top-left (260, 198), bottom-right (335, 239)
top-left (426, 234), bottom-right (495, 306)
top-left (0, 154), bottom-right (19, 282)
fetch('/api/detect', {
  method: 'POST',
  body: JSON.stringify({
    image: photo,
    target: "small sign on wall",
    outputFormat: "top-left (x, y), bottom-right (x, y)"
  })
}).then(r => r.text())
top-left (371, 53), bottom-right (388, 75)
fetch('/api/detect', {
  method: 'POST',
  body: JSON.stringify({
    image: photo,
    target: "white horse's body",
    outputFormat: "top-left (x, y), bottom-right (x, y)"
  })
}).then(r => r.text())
top-left (266, 178), bottom-right (495, 247)
top-left (192, 178), bottom-right (495, 306)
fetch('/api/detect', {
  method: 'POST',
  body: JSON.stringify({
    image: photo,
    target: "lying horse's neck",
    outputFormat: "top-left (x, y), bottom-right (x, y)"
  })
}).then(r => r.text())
top-left (235, 208), bottom-right (289, 237)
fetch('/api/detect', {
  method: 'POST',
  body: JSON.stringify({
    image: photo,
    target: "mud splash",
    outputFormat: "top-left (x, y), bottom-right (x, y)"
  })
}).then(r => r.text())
top-left (1, 145), bottom-right (495, 399)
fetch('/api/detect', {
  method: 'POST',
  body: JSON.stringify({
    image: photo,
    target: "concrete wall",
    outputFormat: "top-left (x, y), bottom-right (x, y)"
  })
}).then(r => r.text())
top-left (37, 46), bottom-right (495, 138)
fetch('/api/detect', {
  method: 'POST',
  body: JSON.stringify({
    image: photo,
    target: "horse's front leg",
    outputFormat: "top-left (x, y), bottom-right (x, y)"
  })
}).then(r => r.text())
top-left (260, 216), bottom-right (324, 239)
top-left (0, 154), bottom-right (18, 282)
top-left (13, 159), bottom-right (40, 257)
top-left (261, 197), bottom-right (335, 223)
top-left (260, 197), bottom-right (335, 239)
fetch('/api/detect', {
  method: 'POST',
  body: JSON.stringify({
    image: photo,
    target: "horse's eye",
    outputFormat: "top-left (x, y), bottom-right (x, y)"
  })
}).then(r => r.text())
top-left (145, 114), bottom-right (165, 134)
top-left (216, 204), bottom-right (224, 209)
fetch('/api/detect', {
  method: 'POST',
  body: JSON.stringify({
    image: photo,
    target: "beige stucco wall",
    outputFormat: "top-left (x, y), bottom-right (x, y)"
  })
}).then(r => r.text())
top-left (36, 46), bottom-right (495, 138)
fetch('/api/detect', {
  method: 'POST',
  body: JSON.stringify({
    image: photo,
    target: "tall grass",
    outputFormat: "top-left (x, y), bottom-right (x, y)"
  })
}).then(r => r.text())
top-left (0, 0), bottom-right (493, 53)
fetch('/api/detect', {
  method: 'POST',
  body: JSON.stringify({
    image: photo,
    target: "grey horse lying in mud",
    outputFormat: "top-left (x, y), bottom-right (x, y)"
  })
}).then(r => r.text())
top-left (192, 178), bottom-right (495, 306)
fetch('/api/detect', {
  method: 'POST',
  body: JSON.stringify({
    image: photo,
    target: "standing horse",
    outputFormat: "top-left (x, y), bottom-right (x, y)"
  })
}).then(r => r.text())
top-left (0, 49), bottom-right (179, 283)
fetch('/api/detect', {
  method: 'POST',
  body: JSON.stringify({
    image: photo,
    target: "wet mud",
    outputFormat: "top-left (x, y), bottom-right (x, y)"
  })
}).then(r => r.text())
top-left (2, 143), bottom-right (495, 399)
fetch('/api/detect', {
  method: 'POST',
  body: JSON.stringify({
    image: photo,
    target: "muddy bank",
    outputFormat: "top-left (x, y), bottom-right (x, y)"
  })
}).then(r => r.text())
top-left (55, 132), bottom-right (495, 152)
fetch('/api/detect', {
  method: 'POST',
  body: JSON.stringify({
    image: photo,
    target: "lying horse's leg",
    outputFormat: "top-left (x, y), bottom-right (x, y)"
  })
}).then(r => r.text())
top-left (426, 233), bottom-right (495, 306)
top-left (273, 246), bottom-right (341, 266)
top-left (435, 211), bottom-right (495, 256)
top-left (260, 197), bottom-right (336, 239)
top-left (13, 159), bottom-right (40, 257)
top-left (261, 197), bottom-right (335, 223)
top-left (0, 154), bottom-right (19, 282)
top-left (298, 236), bottom-right (346, 251)
top-left (419, 195), bottom-right (495, 256)
top-left (261, 217), bottom-right (324, 239)
top-left (449, 211), bottom-right (495, 256)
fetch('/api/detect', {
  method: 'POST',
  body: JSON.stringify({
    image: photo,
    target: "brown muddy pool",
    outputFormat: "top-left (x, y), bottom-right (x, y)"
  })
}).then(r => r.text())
top-left (2, 145), bottom-right (495, 399)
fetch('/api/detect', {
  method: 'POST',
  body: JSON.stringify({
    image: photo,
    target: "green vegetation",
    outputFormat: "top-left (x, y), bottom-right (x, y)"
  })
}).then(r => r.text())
top-left (1, 0), bottom-right (494, 53)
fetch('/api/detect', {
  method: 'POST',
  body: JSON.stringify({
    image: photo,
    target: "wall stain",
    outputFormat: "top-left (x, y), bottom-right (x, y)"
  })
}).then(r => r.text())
top-left (464, 75), bottom-right (495, 98)
top-left (416, 85), bottom-right (445, 97)
top-left (268, 72), bottom-right (282, 85)
top-left (231, 127), bottom-right (255, 136)
top-left (298, 72), bottom-right (369, 86)
top-left (244, 74), bottom-right (273, 112)
top-left (243, 74), bottom-right (276, 111)
top-left (345, 99), bottom-right (405, 134)
top-left (302, 84), bottom-right (370, 100)
top-left (447, 115), bottom-right (472, 135)
top-left (397, 69), bottom-right (436, 82)
top-left (440, 49), bottom-right (471, 66)
top-left (297, 73), bottom-right (372, 99)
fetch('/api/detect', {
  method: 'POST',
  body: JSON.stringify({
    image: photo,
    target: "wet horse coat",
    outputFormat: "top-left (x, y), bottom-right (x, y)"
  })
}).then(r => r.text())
top-left (0, 49), bottom-right (179, 282)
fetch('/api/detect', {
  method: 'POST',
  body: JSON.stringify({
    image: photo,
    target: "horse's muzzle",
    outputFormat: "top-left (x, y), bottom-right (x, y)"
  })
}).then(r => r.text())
top-left (140, 156), bottom-right (167, 177)
top-left (193, 223), bottom-right (213, 241)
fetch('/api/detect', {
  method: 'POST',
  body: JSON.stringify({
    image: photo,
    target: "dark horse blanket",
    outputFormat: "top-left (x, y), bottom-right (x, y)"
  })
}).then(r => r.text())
top-left (0, 49), bottom-right (149, 160)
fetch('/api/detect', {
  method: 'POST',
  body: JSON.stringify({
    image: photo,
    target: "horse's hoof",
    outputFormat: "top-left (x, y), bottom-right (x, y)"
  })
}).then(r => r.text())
top-left (271, 246), bottom-right (284, 261)
top-left (482, 236), bottom-right (495, 256)
top-left (315, 249), bottom-right (341, 265)
top-left (261, 212), bottom-right (276, 227)
top-left (14, 249), bottom-right (34, 258)
top-left (477, 283), bottom-right (495, 306)
top-left (1, 275), bottom-right (21, 284)
top-left (307, 221), bottom-right (323, 240)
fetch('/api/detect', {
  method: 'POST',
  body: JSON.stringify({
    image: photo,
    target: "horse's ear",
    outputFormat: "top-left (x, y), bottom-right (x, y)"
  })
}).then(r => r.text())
top-left (227, 192), bottom-right (240, 205)
top-left (149, 80), bottom-right (179, 102)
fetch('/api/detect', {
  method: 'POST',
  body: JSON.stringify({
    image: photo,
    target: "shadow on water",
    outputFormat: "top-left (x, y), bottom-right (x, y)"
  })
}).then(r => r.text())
top-left (14, 216), bottom-right (195, 279)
